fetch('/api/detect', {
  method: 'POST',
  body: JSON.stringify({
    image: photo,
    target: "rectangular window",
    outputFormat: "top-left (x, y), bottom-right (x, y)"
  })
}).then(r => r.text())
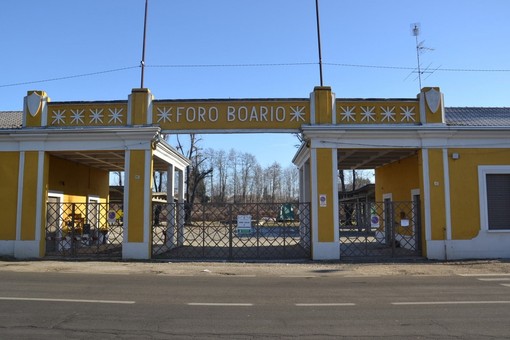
top-left (479, 166), bottom-right (510, 231)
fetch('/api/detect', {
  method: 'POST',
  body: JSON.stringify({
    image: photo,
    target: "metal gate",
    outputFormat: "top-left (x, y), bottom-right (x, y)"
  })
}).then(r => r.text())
top-left (152, 202), bottom-right (311, 260)
top-left (339, 200), bottom-right (422, 258)
top-left (45, 202), bottom-right (124, 258)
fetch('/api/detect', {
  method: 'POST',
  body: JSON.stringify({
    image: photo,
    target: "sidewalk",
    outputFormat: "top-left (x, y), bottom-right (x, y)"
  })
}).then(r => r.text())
top-left (1, 258), bottom-right (510, 277)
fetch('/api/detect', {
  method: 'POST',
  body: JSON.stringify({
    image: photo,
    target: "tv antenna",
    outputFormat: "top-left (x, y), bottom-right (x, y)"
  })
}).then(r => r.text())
top-left (410, 23), bottom-right (436, 90)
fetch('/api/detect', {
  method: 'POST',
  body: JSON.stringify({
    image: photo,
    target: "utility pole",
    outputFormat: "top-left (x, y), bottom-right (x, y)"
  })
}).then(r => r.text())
top-left (315, 0), bottom-right (324, 86)
top-left (140, 0), bottom-right (149, 88)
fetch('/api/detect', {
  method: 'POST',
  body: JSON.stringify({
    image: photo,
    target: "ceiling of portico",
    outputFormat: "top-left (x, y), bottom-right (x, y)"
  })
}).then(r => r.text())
top-left (337, 149), bottom-right (418, 170)
top-left (49, 150), bottom-right (171, 172)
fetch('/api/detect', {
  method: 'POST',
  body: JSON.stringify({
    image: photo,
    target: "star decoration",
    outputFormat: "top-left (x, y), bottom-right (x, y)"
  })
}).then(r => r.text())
top-left (157, 107), bottom-right (173, 123)
top-left (360, 106), bottom-right (376, 122)
top-left (70, 109), bottom-right (85, 124)
top-left (51, 110), bottom-right (66, 125)
top-left (339, 106), bottom-right (356, 122)
top-left (108, 108), bottom-right (124, 124)
top-left (400, 106), bottom-right (416, 122)
top-left (89, 108), bottom-right (104, 124)
top-left (381, 107), bottom-right (396, 122)
top-left (289, 106), bottom-right (306, 122)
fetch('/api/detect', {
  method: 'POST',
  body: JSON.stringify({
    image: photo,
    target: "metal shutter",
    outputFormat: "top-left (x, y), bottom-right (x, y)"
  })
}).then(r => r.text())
top-left (486, 174), bottom-right (510, 230)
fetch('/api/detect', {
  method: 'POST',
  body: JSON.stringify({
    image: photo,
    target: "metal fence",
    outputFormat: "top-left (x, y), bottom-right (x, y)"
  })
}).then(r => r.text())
top-left (45, 202), bottom-right (123, 258)
top-left (152, 202), bottom-right (311, 260)
top-left (339, 200), bottom-right (422, 258)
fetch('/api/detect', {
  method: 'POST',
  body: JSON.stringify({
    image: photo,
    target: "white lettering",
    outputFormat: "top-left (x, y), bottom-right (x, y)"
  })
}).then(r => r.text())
top-left (209, 107), bottom-right (219, 122)
top-left (176, 107), bottom-right (183, 122)
top-left (198, 107), bottom-right (206, 122)
top-left (260, 106), bottom-right (268, 121)
top-left (186, 107), bottom-right (196, 122)
top-left (227, 106), bottom-right (236, 121)
top-left (250, 107), bottom-right (259, 121)
top-left (238, 106), bottom-right (248, 122)
top-left (275, 106), bottom-right (285, 122)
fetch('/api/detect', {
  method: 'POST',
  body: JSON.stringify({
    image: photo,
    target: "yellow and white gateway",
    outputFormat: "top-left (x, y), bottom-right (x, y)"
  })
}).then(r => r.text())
top-left (1, 86), bottom-right (510, 260)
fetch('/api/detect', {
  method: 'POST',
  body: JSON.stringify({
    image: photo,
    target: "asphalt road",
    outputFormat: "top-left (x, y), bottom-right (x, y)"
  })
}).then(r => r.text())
top-left (1, 269), bottom-right (510, 339)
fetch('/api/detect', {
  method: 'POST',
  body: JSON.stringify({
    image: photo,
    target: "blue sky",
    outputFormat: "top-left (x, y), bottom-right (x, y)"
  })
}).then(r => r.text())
top-left (1, 0), bottom-right (510, 166)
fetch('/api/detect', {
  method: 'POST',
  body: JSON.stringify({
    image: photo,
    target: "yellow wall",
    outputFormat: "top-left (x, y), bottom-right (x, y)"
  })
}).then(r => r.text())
top-left (48, 155), bottom-right (109, 201)
top-left (0, 152), bottom-right (20, 240)
top-left (448, 148), bottom-right (510, 239)
top-left (375, 152), bottom-right (420, 202)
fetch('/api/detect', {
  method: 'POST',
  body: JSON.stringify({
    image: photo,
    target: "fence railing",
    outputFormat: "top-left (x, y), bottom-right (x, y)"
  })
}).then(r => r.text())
top-left (339, 200), bottom-right (421, 257)
top-left (45, 202), bottom-right (124, 258)
top-left (152, 202), bottom-right (311, 260)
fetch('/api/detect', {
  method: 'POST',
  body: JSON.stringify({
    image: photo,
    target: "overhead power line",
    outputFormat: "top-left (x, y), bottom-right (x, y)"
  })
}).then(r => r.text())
top-left (0, 66), bottom-right (140, 88)
top-left (1, 62), bottom-right (509, 88)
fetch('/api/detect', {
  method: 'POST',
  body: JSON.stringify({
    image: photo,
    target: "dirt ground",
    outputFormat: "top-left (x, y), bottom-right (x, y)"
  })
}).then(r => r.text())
top-left (1, 258), bottom-right (510, 277)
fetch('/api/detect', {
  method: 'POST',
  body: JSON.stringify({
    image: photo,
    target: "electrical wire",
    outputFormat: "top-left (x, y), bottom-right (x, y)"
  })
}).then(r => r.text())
top-left (0, 66), bottom-right (139, 88)
top-left (1, 62), bottom-right (509, 88)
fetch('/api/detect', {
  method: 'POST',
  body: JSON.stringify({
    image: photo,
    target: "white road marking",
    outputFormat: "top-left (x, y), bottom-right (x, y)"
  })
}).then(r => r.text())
top-left (280, 276), bottom-right (316, 278)
top-left (501, 284), bottom-right (510, 288)
top-left (187, 303), bottom-right (253, 306)
top-left (392, 301), bottom-right (510, 305)
top-left (295, 303), bottom-right (356, 307)
top-left (458, 273), bottom-right (510, 277)
top-left (477, 278), bottom-right (510, 281)
top-left (0, 297), bottom-right (135, 304)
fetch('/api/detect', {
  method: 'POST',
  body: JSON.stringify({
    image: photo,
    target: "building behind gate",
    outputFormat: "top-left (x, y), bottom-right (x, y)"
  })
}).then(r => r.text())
top-left (1, 86), bottom-right (510, 260)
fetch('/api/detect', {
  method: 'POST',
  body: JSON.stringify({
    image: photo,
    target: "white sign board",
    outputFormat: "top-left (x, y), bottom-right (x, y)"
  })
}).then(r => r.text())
top-left (237, 215), bottom-right (252, 235)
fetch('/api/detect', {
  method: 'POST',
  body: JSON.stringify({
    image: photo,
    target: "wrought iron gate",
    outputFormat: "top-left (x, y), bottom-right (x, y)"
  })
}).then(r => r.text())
top-left (45, 202), bottom-right (124, 258)
top-left (152, 202), bottom-right (311, 260)
top-left (339, 200), bottom-right (422, 258)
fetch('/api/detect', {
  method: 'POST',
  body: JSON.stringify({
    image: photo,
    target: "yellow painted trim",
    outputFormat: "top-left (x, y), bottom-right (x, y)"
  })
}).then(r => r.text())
top-left (153, 100), bottom-right (309, 131)
top-left (337, 100), bottom-right (420, 124)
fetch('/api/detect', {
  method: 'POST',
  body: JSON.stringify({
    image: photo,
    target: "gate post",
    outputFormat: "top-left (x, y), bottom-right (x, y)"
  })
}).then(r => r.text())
top-left (309, 87), bottom-right (340, 260)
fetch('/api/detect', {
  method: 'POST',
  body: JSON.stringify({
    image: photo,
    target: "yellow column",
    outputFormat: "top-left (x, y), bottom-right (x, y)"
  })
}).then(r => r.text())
top-left (123, 88), bottom-right (155, 259)
top-left (129, 88), bottom-right (153, 125)
top-left (310, 87), bottom-right (339, 259)
top-left (17, 151), bottom-right (49, 257)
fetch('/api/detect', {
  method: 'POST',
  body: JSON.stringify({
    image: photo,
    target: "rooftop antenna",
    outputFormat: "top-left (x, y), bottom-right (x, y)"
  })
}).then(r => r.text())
top-left (411, 23), bottom-right (423, 90)
top-left (140, 0), bottom-right (149, 88)
top-left (410, 23), bottom-right (435, 91)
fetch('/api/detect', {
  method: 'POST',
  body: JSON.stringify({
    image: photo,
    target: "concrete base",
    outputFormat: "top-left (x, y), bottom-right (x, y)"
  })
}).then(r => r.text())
top-left (122, 242), bottom-right (150, 260)
top-left (14, 241), bottom-right (40, 258)
top-left (0, 241), bottom-right (15, 257)
top-left (312, 241), bottom-right (340, 260)
top-left (427, 231), bottom-right (510, 260)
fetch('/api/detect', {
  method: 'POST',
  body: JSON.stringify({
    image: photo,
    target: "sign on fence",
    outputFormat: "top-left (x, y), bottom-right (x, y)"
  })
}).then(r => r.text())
top-left (237, 215), bottom-right (252, 236)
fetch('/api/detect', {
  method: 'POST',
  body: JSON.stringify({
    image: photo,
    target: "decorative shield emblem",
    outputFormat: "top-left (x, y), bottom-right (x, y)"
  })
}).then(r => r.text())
top-left (27, 92), bottom-right (42, 117)
top-left (425, 88), bottom-right (440, 113)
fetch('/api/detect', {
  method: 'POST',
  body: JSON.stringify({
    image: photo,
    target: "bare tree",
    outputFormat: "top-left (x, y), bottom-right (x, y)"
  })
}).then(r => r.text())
top-left (176, 134), bottom-right (212, 221)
